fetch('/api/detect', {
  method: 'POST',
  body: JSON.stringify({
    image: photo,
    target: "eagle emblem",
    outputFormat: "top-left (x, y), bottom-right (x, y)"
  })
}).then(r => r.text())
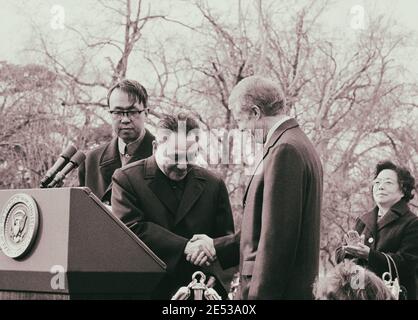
top-left (10, 210), bottom-right (28, 243)
top-left (0, 193), bottom-right (39, 259)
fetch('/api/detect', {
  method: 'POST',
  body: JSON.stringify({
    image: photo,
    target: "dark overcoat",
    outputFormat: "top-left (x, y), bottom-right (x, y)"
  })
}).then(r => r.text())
top-left (111, 156), bottom-right (237, 299)
top-left (239, 119), bottom-right (323, 300)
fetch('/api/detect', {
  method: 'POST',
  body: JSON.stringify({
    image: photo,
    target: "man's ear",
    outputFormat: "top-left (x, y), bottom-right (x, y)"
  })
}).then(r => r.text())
top-left (152, 140), bottom-right (157, 154)
top-left (250, 105), bottom-right (261, 119)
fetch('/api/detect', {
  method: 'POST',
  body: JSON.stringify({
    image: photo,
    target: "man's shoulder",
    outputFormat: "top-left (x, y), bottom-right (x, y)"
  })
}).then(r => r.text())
top-left (273, 127), bottom-right (320, 158)
top-left (85, 140), bottom-right (114, 159)
top-left (123, 158), bottom-right (147, 170)
top-left (279, 125), bottom-right (311, 146)
top-left (269, 139), bottom-right (304, 159)
top-left (115, 158), bottom-right (147, 177)
top-left (144, 128), bottom-right (156, 141)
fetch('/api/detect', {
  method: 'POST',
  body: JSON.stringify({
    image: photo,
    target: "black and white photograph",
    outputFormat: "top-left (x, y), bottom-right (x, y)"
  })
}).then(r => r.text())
top-left (0, 0), bottom-right (417, 308)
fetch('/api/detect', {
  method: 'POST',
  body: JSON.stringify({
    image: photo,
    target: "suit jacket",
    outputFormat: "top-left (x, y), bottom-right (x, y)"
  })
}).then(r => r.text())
top-left (111, 156), bottom-right (237, 299)
top-left (238, 118), bottom-right (323, 300)
top-left (78, 129), bottom-right (154, 201)
top-left (335, 200), bottom-right (418, 300)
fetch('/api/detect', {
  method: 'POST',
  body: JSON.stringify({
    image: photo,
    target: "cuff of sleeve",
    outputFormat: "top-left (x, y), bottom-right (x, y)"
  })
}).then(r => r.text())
top-left (367, 249), bottom-right (386, 273)
top-left (214, 235), bottom-right (239, 270)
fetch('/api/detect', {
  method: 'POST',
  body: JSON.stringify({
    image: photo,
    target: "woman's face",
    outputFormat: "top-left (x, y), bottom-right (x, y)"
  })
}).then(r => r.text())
top-left (372, 169), bottom-right (404, 208)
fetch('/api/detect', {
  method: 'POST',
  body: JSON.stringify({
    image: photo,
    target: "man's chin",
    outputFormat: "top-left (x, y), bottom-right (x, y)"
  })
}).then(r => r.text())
top-left (118, 130), bottom-right (139, 142)
top-left (168, 173), bottom-right (187, 181)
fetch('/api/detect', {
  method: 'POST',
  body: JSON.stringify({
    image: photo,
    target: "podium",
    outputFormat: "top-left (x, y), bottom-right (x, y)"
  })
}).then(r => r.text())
top-left (0, 187), bottom-right (166, 299)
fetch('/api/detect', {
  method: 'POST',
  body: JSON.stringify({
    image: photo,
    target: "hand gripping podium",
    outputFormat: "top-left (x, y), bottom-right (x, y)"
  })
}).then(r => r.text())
top-left (0, 187), bottom-right (166, 299)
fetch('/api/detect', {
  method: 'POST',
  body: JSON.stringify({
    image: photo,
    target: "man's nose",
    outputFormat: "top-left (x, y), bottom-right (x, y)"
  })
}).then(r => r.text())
top-left (120, 115), bottom-right (131, 124)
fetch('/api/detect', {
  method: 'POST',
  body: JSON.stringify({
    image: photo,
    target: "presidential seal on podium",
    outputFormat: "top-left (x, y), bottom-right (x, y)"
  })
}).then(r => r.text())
top-left (0, 193), bottom-right (39, 259)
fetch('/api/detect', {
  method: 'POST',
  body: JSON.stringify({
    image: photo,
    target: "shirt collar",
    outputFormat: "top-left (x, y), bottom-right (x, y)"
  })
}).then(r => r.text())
top-left (264, 116), bottom-right (293, 146)
top-left (118, 128), bottom-right (146, 156)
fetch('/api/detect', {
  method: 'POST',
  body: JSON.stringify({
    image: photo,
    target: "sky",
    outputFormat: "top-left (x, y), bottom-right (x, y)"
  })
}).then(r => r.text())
top-left (1, 0), bottom-right (418, 79)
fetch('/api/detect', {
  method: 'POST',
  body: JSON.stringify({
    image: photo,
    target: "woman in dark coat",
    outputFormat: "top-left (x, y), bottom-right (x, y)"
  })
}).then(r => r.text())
top-left (335, 161), bottom-right (418, 300)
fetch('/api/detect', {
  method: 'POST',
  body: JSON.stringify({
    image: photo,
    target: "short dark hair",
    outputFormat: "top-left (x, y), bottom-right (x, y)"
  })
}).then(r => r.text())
top-left (107, 79), bottom-right (148, 109)
top-left (157, 112), bottom-right (200, 135)
top-left (374, 160), bottom-right (416, 202)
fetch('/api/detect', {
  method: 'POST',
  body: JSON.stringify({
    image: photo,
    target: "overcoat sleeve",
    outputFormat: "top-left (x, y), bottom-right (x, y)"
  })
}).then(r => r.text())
top-left (78, 160), bottom-right (86, 187)
top-left (213, 178), bottom-right (240, 270)
top-left (111, 168), bottom-right (188, 271)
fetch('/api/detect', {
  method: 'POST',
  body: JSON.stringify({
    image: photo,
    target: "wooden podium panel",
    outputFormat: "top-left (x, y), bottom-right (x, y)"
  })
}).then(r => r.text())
top-left (0, 188), bottom-right (166, 299)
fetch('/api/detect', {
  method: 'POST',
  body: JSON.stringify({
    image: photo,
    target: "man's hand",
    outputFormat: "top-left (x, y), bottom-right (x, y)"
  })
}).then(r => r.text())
top-left (190, 234), bottom-right (216, 262)
top-left (184, 234), bottom-right (216, 266)
top-left (184, 240), bottom-right (212, 266)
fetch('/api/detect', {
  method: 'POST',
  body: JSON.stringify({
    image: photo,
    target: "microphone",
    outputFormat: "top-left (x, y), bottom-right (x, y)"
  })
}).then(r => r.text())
top-left (47, 151), bottom-right (86, 188)
top-left (40, 145), bottom-right (77, 188)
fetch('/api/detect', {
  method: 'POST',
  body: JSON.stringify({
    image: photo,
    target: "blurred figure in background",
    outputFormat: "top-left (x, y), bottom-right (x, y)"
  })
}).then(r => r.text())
top-left (314, 260), bottom-right (394, 300)
top-left (335, 160), bottom-right (418, 300)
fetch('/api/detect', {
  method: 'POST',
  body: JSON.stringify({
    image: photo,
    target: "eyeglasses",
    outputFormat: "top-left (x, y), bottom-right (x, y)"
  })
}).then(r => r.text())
top-left (109, 109), bottom-right (146, 119)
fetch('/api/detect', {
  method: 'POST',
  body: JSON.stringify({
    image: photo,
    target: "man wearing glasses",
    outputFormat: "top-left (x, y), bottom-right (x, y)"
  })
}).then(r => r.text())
top-left (78, 79), bottom-right (155, 203)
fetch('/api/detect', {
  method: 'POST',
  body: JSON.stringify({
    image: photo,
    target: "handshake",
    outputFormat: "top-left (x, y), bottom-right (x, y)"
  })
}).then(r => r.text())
top-left (184, 234), bottom-right (216, 267)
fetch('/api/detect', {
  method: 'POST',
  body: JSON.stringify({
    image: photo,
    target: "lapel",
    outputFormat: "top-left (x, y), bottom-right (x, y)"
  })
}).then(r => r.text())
top-left (103, 130), bottom-right (154, 201)
top-left (242, 118), bottom-right (299, 207)
top-left (377, 200), bottom-right (409, 231)
top-left (126, 129), bottom-right (154, 165)
top-left (358, 209), bottom-right (378, 249)
top-left (175, 167), bottom-right (207, 226)
top-left (145, 158), bottom-right (207, 224)
top-left (99, 137), bottom-right (121, 199)
top-left (145, 156), bottom-right (179, 216)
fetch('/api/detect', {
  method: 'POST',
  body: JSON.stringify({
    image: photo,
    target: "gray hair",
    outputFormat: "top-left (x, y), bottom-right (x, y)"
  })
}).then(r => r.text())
top-left (229, 76), bottom-right (285, 116)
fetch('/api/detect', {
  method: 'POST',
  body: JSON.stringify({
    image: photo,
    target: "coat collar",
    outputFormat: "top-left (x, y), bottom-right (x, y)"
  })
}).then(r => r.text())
top-left (263, 118), bottom-right (299, 155)
top-left (100, 129), bottom-right (154, 200)
top-left (264, 116), bottom-right (293, 146)
top-left (358, 209), bottom-right (377, 238)
top-left (242, 118), bottom-right (300, 207)
top-left (100, 129), bottom-right (154, 165)
top-left (117, 129), bottom-right (146, 156)
top-left (144, 156), bottom-right (207, 225)
top-left (126, 129), bottom-right (155, 163)
top-left (360, 199), bottom-right (410, 232)
top-left (376, 199), bottom-right (410, 231)
top-left (98, 137), bottom-right (121, 200)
